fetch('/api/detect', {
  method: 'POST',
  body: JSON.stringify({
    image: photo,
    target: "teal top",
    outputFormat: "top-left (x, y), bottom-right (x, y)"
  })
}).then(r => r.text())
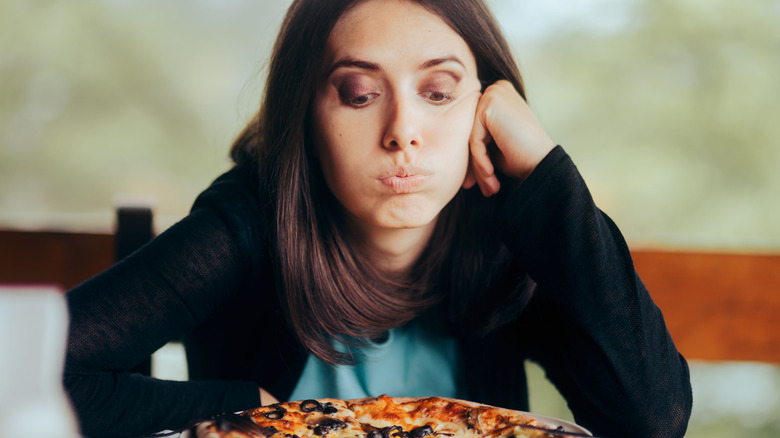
top-left (289, 318), bottom-right (463, 400)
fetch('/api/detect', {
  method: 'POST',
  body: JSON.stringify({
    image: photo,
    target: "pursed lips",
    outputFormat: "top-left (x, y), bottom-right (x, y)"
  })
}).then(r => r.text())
top-left (377, 165), bottom-right (431, 194)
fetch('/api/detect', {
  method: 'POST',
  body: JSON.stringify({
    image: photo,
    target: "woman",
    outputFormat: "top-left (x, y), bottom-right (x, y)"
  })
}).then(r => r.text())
top-left (64, 0), bottom-right (693, 437)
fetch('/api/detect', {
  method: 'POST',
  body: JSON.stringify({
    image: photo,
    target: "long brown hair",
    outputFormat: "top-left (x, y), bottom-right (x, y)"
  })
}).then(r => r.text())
top-left (231, 0), bottom-right (529, 364)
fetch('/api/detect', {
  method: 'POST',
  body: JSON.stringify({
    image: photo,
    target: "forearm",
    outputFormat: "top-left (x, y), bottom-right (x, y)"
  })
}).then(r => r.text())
top-left (64, 205), bottom-right (262, 437)
top-left (499, 146), bottom-right (692, 437)
top-left (65, 371), bottom-right (260, 438)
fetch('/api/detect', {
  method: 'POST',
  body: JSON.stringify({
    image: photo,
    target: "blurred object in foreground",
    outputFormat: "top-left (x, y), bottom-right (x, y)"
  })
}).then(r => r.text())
top-left (0, 286), bottom-right (80, 438)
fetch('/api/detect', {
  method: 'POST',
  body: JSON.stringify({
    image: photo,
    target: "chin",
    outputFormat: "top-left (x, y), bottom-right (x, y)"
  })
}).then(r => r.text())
top-left (357, 196), bottom-right (448, 232)
top-left (376, 212), bottom-right (439, 230)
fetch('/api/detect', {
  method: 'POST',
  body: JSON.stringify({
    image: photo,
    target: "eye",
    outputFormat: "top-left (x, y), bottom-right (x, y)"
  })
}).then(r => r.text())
top-left (421, 90), bottom-right (454, 105)
top-left (335, 77), bottom-right (379, 108)
top-left (342, 93), bottom-right (378, 107)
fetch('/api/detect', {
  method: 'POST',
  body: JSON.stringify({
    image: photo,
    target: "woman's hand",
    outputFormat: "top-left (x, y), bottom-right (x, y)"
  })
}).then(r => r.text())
top-left (183, 388), bottom-right (279, 438)
top-left (260, 387), bottom-right (279, 405)
top-left (464, 80), bottom-right (556, 197)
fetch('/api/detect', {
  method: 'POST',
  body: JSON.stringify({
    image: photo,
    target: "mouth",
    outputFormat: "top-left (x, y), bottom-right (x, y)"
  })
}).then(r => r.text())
top-left (378, 165), bottom-right (431, 194)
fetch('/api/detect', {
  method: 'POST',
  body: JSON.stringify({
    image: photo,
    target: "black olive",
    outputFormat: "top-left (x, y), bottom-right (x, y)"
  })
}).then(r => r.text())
top-left (381, 426), bottom-right (403, 438)
top-left (300, 399), bottom-right (323, 413)
top-left (367, 430), bottom-right (383, 438)
top-left (264, 410), bottom-right (285, 420)
top-left (314, 418), bottom-right (346, 435)
top-left (326, 419), bottom-right (346, 430)
top-left (322, 404), bottom-right (338, 415)
top-left (410, 426), bottom-right (433, 438)
top-left (392, 432), bottom-right (410, 438)
top-left (261, 426), bottom-right (280, 436)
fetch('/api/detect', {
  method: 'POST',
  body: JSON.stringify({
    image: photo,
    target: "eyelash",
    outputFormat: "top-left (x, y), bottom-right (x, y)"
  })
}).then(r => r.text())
top-left (341, 93), bottom-right (378, 107)
top-left (340, 91), bottom-right (454, 108)
top-left (421, 91), bottom-right (454, 105)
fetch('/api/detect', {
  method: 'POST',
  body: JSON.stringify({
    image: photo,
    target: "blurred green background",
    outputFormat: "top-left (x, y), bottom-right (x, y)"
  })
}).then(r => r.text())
top-left (2, 0), bottom-right (778, 436)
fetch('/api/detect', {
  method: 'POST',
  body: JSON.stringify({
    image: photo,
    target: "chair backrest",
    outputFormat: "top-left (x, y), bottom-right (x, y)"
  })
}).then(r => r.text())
top-left (0, 229), bottom-right (113, 291)
top-left (115, 206), bottom-right (155, 262)
top-left (0, 206), bottom-right (154, 290)
top-left (633, 249), bottom-right (780, 363)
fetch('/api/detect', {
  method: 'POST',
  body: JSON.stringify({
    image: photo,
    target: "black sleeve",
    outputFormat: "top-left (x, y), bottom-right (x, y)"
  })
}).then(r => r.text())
top-left (497, 146), bottom-right (693, 437)
top-left (64, 167), bottom-right (265, 438)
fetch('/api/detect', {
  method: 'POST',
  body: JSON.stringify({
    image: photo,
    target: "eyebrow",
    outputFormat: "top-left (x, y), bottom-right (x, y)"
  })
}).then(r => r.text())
top-left (326, 55), bottom-right (466, 78)
top-left (326, 58), bottom-right (381, 77)
top-left (419, 55), bottom-right (465, 71)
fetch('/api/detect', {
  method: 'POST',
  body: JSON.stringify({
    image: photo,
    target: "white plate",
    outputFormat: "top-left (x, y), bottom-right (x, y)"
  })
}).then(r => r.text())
top-left (524, 412), bottom-right (592, 435)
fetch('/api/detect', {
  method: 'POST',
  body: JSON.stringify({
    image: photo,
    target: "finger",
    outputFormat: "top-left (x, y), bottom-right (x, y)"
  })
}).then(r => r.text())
top-left (194, 421), bottom-right (220, 438)
top-left (462, 159), bottom-right (476, 189)
top-left (471, 142), bottom-right (500, 197)
top-left (469, 112), bottom-right (500, 196)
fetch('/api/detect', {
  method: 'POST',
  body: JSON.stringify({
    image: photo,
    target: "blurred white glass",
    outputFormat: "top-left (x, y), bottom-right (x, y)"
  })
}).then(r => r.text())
top-left (0, 286), bottom-right (80, 437)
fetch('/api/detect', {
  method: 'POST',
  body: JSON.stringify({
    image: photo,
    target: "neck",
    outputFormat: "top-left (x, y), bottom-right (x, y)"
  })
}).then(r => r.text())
top-left (351, 221), bottom-right (437, 275)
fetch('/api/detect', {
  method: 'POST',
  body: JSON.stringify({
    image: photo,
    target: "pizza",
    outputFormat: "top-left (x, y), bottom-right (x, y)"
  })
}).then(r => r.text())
top-left (192, 394), bottom-right (584, 438)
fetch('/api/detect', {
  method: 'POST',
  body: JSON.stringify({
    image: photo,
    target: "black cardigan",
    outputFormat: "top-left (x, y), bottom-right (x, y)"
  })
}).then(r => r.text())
top-left (64, 146), bottom-right (692, 438)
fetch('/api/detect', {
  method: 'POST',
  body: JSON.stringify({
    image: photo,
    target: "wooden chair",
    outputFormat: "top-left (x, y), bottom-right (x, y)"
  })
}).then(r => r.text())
top-left (0, 229), bottom-right (114, 291)
top-left (0, 205), bottom-right (155, 374)
top-left (632, 248), bottom-right (780, 363)
top-left (0, 206), bottom-right (153, 290)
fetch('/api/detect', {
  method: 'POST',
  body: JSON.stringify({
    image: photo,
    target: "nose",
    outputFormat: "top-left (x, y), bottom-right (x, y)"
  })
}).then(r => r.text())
top-left (382, 96), bottom-right (422, 151)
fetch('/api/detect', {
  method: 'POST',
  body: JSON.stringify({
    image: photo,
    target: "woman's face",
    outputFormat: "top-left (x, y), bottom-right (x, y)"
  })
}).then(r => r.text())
top-left (313, 0), bottom-right (481, 237)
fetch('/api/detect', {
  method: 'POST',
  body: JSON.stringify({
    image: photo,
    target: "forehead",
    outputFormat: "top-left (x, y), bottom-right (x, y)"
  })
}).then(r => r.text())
top-left (324, 0), bottom-right (476, 70)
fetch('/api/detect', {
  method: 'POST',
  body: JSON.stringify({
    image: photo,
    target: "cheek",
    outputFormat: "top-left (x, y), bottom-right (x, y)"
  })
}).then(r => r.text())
top-left (426, 101), bottom-right (477, 167)
top-left (312, 112), bottom-right (343, 188)
top-left (313, 110), bottom-right (375, 197)
top-left (314, 103), bottom-right (376, 157)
